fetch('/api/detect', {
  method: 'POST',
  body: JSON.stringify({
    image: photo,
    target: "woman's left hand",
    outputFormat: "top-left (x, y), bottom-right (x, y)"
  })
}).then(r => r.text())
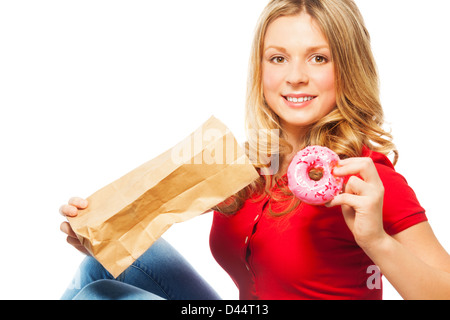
top-left (326, 157), bottom-right (388, 250)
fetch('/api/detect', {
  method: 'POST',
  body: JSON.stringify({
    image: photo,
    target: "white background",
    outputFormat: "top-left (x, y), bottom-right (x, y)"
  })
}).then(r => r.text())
top-left (0, 0), bottom-right (449, 300)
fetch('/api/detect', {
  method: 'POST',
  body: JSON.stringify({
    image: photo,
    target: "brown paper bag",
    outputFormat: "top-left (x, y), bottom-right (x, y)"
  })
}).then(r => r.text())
top-left (68, 116), bottom-right (259, 278)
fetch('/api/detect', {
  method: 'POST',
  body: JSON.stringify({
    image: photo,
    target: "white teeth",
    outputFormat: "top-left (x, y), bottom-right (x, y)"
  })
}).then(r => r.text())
top-left (286, 96), bottom-right (314, 103)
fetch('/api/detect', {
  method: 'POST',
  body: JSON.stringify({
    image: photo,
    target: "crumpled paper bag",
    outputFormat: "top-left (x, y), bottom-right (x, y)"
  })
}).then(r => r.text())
top-left (68, 116), bottom-right (259, 278)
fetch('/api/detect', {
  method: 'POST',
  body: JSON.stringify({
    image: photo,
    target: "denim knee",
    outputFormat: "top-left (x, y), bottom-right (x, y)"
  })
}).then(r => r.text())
top-left (60, 255), bottom-right (113, 300)
top-left (72, 279), bottom-right (165, 300)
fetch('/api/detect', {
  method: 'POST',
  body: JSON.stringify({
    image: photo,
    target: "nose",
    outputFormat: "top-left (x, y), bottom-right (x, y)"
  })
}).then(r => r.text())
top-left (286, 62), bottom-right (309, 86)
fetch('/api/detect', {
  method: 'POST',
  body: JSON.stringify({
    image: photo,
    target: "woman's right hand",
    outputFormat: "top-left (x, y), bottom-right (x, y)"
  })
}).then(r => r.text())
top-left (59, 197), bottom-right (91, 255)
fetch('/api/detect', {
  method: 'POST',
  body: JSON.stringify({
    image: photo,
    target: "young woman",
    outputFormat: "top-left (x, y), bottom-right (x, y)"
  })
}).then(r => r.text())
top-left (60, 0), bottom-right (450, 300)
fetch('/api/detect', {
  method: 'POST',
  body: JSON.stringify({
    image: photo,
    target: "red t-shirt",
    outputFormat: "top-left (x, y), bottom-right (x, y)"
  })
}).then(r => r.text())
top-left (209, 148), bottom-right (427, 300)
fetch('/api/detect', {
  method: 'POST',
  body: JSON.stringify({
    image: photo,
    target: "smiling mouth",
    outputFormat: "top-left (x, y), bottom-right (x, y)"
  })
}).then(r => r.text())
top-left (283, 95), bottom-right (317, 103)
top-left (282, 94), bottom-right (317, 104)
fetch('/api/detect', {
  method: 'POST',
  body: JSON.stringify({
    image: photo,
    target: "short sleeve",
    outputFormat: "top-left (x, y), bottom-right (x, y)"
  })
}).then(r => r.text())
top-left (374, 161), bottom-right (427, 235)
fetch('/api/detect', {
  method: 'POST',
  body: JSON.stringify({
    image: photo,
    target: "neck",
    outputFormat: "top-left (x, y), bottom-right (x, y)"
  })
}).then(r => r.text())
top-left (276, 122), bottom-right (309, 177)
top-left (283, 123), bottom-right (308, 155)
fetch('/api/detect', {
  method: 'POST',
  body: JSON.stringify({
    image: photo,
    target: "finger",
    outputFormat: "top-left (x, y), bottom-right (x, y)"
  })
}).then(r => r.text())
top-left (59, 204), bottom-right (78, 217)
top-left (326, 192), bottom-right (360, 209)
top-left (66, 236), bottom-right (90, 255)
top-left (68, 197), bottom-right (89, 209)
top-left (334, 158), bottom-right (381, 185)
top-left (344, 175), bottom-right (367, 196)
top-left (76, 246), bottom-right (91, 256)
top-left (60, 221), bottom-right (77, 238)
top-left (66, 234), bottom-right (81, 246)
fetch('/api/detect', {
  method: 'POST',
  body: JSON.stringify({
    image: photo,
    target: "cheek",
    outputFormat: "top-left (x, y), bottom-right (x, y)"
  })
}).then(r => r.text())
top-left (314, 67), bottom-right (336, 107)
top-left (262, 66), bottom-right (283, 99)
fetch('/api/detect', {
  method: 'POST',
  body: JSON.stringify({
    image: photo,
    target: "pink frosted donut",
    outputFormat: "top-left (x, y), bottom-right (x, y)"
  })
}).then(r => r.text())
top-left (287, 146), bottom-right (343, 205)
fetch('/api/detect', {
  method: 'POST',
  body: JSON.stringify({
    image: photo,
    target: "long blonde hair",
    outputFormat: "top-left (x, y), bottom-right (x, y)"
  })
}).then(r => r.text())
top-left (215, 0), bottom-right (398, 215)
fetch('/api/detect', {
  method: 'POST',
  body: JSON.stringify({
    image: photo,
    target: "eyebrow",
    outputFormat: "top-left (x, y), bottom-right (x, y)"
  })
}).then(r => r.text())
top-left (264, 44), bottom-right (330, 53)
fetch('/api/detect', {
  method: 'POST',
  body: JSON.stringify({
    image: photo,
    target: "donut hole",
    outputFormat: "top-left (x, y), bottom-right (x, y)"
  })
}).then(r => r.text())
top-left (308, 167), bottom-right (324, 181)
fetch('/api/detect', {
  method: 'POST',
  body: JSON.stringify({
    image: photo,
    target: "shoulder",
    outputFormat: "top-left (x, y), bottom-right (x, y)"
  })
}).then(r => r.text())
top-left (362, 147), bottom-right (427, 235)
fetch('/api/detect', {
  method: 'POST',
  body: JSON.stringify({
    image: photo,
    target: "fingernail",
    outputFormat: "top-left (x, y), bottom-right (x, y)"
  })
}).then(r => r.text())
top-left (69, 206), bottom-right (78, 216)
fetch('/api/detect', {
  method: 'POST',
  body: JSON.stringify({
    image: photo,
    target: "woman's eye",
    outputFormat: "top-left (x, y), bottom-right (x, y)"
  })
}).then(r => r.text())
top-left (271, 56), bottom-right (286, 64)
top-left (311, 55), bottom-right (327, 64)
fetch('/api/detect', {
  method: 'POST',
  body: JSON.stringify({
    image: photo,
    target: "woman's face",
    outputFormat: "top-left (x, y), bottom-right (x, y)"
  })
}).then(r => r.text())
top-left (262, 13), bottom-right (336, 136)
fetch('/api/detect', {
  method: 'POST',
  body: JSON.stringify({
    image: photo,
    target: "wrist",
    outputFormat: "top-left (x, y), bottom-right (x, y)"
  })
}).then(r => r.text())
top-left (357, 231), bottom-right (391, 256)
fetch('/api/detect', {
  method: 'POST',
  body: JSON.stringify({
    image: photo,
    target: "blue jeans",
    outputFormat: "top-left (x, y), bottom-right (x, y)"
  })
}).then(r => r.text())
top-left (61, 238), bottom-right (221, 300)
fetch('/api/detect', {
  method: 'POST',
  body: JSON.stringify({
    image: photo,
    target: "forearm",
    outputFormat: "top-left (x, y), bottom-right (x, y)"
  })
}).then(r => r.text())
top-left (364, 235), bottom-right (450, 300)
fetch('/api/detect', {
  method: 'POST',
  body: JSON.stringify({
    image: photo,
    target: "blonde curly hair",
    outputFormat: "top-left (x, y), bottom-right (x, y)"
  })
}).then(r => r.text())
top-left (215, 0), bottom-right (397, 215)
